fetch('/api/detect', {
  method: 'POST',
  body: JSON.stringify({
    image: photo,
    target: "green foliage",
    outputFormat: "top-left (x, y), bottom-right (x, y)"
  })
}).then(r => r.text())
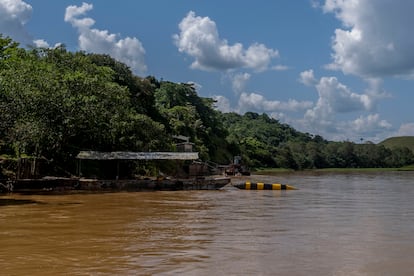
top-left (154, 81), bottom-right (232, 163)
top-left (221, 112), bottom-right (315, 168)
top-left (0, 37), bottom-right (170, 176)
top-left (0, 35), bottom-right (413, 178)
top-left (221, 112), bottom-right (414, 169)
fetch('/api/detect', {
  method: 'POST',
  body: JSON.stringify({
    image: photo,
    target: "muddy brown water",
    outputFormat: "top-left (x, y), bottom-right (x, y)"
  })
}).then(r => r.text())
top-left (1, 172), bottom-right (414, 275)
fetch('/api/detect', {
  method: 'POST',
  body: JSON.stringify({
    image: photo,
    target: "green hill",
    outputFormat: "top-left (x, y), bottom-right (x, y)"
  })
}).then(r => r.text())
top-left (379, 136), bottom-right (414, 152)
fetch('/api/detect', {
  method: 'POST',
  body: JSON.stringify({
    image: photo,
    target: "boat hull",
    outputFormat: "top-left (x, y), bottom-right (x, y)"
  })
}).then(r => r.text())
top-left (5, 177), bottom-right (231, 194)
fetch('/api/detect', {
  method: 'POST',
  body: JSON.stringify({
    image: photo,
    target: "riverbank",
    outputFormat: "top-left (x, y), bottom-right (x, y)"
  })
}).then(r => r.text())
top-left (254, 165), bottom-right (414, 175)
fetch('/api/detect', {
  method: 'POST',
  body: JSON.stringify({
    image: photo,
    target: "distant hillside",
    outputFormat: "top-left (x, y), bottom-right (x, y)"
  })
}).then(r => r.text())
top-left (379, 136), bottom-right (414, 152)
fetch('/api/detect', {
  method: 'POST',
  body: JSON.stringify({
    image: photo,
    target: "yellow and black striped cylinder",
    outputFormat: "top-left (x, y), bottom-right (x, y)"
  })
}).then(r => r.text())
top-left (234, 181), bottom-right (296, 190)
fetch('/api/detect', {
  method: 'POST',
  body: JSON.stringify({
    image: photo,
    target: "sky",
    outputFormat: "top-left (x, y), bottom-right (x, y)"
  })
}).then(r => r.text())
top-left (1, 0), bottom-right (414, 143)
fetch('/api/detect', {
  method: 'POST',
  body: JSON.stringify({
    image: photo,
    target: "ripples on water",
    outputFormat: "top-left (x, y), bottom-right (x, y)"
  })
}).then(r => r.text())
top-left (1, 172), bottom-right (414, 275)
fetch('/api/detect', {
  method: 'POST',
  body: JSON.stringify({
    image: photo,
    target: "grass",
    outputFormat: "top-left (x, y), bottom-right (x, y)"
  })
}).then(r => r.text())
top-left (397, 164), bottom-right (414, 171)
top-left (380, 136), bottom-right (414, 152)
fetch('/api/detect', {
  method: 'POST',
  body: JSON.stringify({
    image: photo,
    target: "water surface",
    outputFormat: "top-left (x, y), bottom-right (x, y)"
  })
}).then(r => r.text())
top-left (1, 172), bottom-right (414, 275)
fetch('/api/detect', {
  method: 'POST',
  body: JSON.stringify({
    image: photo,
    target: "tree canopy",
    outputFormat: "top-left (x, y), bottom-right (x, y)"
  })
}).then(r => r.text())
top-left (0, 35), bottom-right (413, 178)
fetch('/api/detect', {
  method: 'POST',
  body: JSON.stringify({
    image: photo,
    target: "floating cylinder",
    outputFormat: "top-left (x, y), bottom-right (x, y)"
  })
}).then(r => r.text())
top-left (234, 181), bottom-right (297, 190)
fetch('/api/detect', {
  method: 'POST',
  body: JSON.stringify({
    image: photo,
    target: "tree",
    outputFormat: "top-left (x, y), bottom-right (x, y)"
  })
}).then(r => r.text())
top-left (0, 39), bottom-right (171, 175)
top-left (154, 81), bottom-right (231, 162)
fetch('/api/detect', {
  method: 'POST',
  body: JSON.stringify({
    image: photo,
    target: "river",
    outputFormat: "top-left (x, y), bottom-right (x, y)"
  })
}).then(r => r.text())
top-left (1, 172), bottom-right (414, 275)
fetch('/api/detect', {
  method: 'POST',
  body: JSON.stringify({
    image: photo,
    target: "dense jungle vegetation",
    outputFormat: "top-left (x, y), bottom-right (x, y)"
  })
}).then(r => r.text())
top-left (1, 35), bottom-right (413, 178)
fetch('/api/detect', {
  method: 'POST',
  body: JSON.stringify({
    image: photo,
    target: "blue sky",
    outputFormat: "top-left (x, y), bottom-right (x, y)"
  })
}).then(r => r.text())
top-left (2, 0), bottom-right (414, 143)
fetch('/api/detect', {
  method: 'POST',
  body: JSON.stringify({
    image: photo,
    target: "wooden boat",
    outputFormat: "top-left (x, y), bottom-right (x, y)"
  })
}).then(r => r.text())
top-left (3, 150), bottom-right (232, 194)
top-left (6, 176), bottom-right (231, 194)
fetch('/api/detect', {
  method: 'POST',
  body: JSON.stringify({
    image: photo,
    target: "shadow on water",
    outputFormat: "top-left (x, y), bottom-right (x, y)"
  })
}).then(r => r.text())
top-left (0, 198), bottom-right (39, 206)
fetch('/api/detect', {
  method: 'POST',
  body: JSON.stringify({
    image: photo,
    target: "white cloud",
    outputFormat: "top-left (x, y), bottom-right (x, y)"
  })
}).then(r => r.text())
top-left (351, 114), bottom-right (392, 134)
top-left (173, 11), bottom-right (279, 72)
top-left (269, 112), bottom-right (287, 121)
top-left (33, 39), bottom-right (62, 49)
top-left (65, 2), bottom-right (147, 74)
top-left (302, 72), bottom-right (379, 127)
top-left (0, 0), bottom-right (55, 48)
top-left (214, 69), bottom-right (393, 142)
top-left (212, 92), bottom-right (312, 117)
top-left (323, 0), bottom-right (414, 78)
top-left (230, 73), bottom-right (251, 94)
top-left (317, 76), bottom-right (374, 112)
top-left (213, 95), bottom-right (232, 113)
top-left (293, 112), bottom-right (392, 143)
top-left (33, 39), bottom-right (49, 48)
top-left (238, 92), bottom-right (312, 114)
top-left (396, 123), bottom-right (414, 137)
top-left (272, 65), bottom-right (289, 71)
top-left (0, 0), bottom-right (33, 45)
top-left (64, 2), bottom-right (95, 28)
top-left (298, 70), bottom-right (392, 141)
top-left (299, 69), bottom-right (317, 86)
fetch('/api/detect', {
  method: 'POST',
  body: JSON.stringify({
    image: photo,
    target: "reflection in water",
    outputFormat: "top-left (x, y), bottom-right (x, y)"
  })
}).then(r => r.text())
top-left (0, 198), bottom-right (38, 206)
top-left (1, 172), bottom-right (414, 275)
